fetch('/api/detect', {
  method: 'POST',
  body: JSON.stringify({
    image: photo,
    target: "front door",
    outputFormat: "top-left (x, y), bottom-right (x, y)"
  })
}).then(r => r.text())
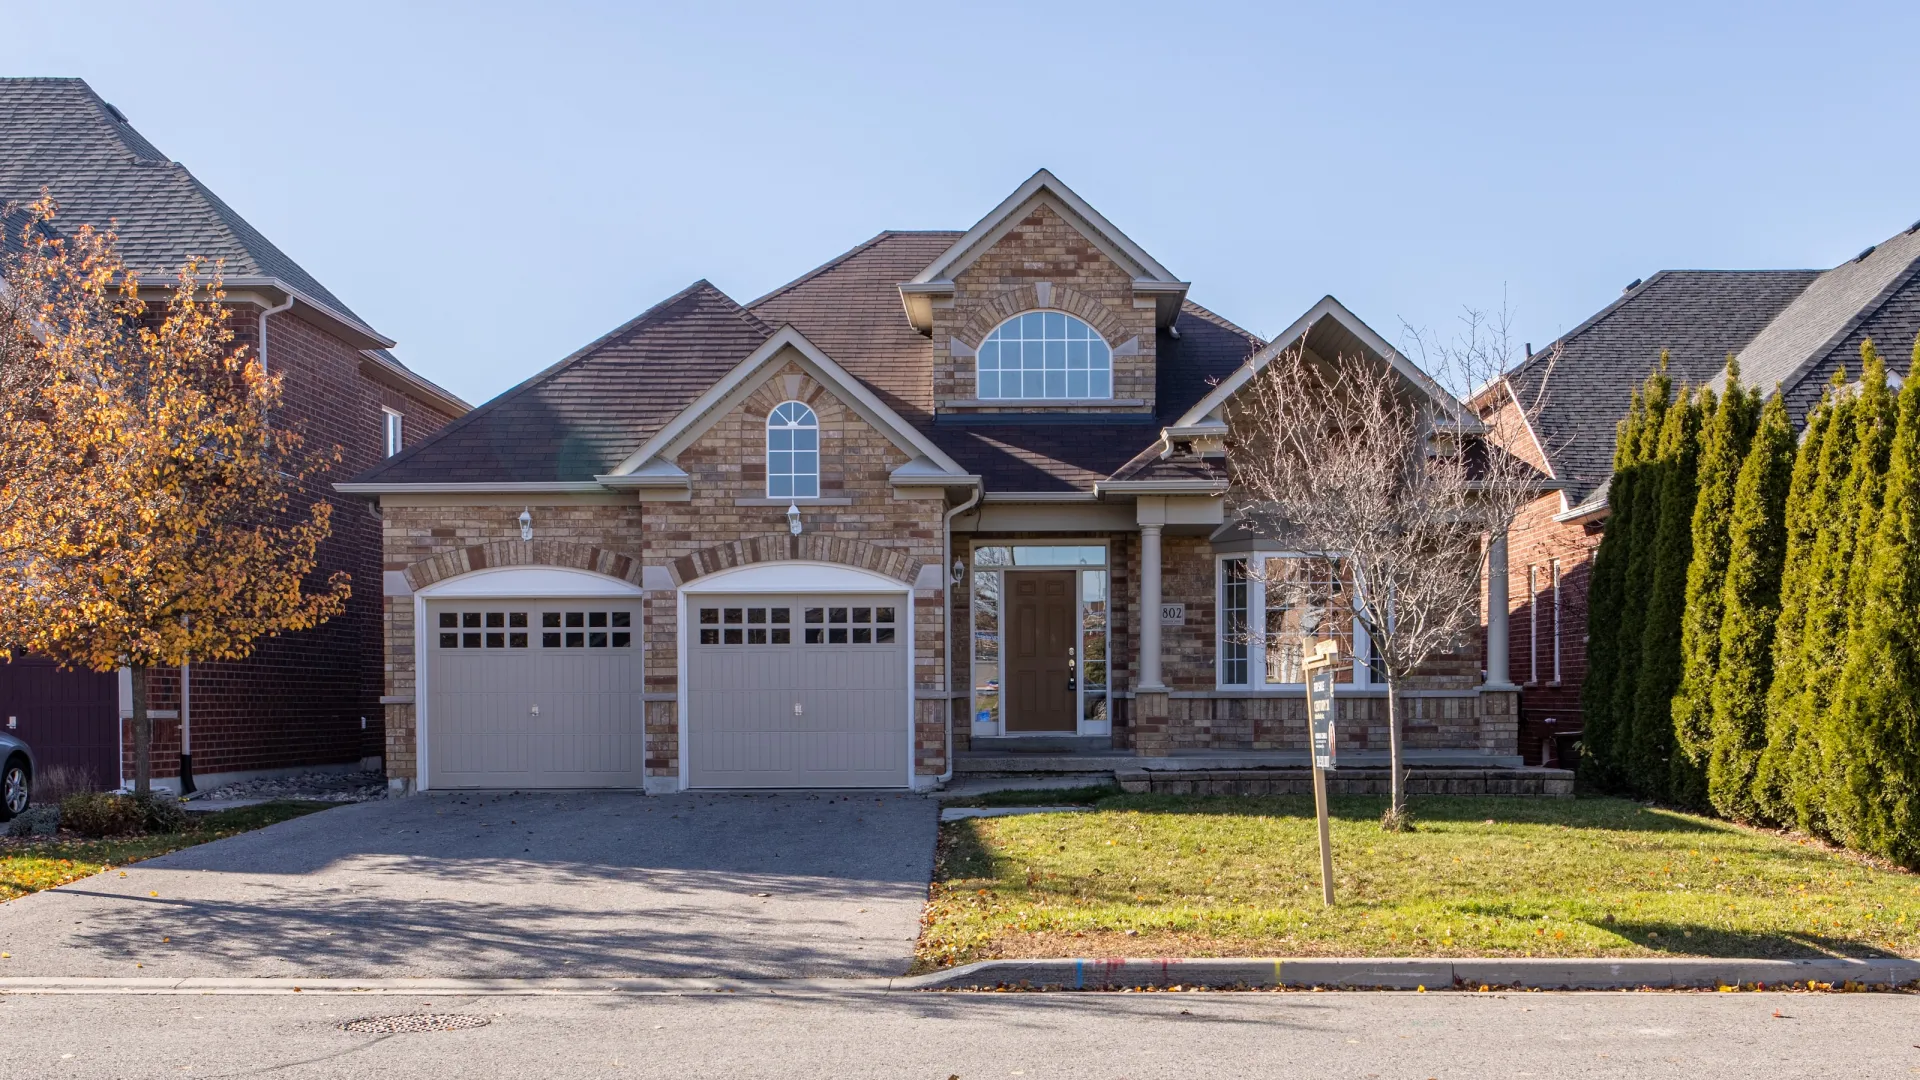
top-left (1005, 571), bottom-right (1077, 732)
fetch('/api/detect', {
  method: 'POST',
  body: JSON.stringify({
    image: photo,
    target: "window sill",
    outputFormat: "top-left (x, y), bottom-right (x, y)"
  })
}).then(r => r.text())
top-left (941, 399), bottom-right (1147, 409)
top-left (734, 497), bottom-right (854, 506)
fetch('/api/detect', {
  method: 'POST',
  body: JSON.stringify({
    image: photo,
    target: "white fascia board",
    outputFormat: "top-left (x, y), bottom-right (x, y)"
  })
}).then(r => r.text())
top-left (145, 277), bottom-right (396, 350)
top-left (1169, 297), bottom-right (1467, 432)
top-left (1554, 496), bottom-right (1610, 524)
top-left (607, 325), bottom-right (970, 478)
top-left (357, 351), bottom-right (472, 416)
top-left (333, 481), bottom-right (610, 496)
top-left (908, 169), bottom-right (1180, 287)
top-left (980, 491), bottom-right (1100, 503)
top-left (596, 460), bottom-right (690, 489)
top-left (1163, 420), bottom-right (1229, 439)
top-left (1094, 480), bottom-right (1230, 497)
top-left (890, 459), bottom-right (982, 487)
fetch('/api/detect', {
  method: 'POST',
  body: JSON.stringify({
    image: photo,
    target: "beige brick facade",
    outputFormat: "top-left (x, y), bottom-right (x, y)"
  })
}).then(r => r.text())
top-left (932, 203), bottom-right (1159, 414)
top-left (377, 362), bottom-right (953, 789)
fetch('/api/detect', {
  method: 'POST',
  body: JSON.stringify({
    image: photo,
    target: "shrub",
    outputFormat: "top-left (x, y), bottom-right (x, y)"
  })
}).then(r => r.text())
top-left (57, 791), bottom-right (191, 837)
top-left (59, 792), bottom-right (145, 837)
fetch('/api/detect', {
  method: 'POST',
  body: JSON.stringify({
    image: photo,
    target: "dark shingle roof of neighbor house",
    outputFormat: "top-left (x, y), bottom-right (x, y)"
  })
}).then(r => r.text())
top-left (0, 78), bottom-right (370, 334)
top-left (0, 77), bottom-right (464, 412)
top-left (1502, 269), bottom-right (1819, 500)
top-left (358, 281), bottom-right (772, 483)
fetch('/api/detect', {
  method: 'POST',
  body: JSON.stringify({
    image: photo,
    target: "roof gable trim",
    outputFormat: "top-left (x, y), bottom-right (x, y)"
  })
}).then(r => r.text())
top-left (1169, 295), bottom-right (1462, 430)
top-left (609, 325), bottom-right (971, 478)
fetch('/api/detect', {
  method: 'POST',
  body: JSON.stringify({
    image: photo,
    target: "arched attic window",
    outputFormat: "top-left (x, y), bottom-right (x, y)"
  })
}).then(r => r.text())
top-left (766, 400), bottom-right (819, 498)
top-left (977, 311), bottom-right (1112, 400)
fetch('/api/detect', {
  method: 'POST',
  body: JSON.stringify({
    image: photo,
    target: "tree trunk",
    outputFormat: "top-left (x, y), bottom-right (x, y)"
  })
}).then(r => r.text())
top-left (132, 665), bottom-right (151, 796)
top-left (1386, 676), bottom-right (1405, 819)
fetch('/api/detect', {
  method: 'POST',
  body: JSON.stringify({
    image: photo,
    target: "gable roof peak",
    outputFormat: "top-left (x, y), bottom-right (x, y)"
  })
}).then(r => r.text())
top-left (898, 169), bottom-right (1188, 332)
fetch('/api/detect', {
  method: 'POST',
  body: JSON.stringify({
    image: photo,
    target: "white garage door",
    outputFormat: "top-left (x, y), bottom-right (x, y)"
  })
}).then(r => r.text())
top-left (426, 599), bottom-right (644, 788)
top-left (687, 593), bottom-right (908, 788)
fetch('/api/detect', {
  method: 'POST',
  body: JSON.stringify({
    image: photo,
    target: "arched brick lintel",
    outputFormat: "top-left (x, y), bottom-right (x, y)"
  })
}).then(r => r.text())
top-left (669, 533), bottom-right (921, 588)
top-left (403, 540), bottom-right (644, 591)
top-left (954, 283), bottom-right (1130, 351)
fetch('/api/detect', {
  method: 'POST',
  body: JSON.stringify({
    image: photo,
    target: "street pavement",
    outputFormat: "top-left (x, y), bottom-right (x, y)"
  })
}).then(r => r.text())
top-left (0, 791), bottom-right (938, 978)
top-left (6, 985), bottom-right (1915, 1078)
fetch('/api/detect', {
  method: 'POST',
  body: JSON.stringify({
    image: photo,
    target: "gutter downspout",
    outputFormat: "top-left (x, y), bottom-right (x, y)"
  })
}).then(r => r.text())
top-left (257, 293), bottom-right (295, 375)
top-left (939, 483), bottom-right (984, 786)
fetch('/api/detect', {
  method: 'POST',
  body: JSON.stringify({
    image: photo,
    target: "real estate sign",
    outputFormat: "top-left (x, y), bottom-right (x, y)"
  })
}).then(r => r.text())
top-left (1305, 642), bottom-right (1338, 770)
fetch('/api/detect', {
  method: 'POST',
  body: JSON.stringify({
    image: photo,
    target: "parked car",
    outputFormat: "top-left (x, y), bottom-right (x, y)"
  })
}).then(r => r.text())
top-left (0, 733), bottom-right (33, 820)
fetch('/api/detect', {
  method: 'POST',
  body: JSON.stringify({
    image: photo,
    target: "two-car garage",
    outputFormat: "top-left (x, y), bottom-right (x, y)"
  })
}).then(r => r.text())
top-left (417, 564), bottom-right (914, 791)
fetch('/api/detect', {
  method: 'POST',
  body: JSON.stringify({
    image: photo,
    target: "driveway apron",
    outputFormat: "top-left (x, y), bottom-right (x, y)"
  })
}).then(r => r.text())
top-left (0, 791), bottom-right (938, 979)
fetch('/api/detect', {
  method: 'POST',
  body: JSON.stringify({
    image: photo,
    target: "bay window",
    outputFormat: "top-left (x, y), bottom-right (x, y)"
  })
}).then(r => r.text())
top-left (1216, 553), bottom-right (1373, 688)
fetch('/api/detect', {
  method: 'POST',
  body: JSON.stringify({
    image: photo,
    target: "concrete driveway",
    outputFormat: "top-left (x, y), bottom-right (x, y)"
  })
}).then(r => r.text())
top-left (0, 791), bottom-right (938, 979)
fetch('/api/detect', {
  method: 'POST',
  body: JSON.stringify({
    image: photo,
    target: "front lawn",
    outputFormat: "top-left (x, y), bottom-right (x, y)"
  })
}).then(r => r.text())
top-left (0, 801), bottom-right (333, 901)
top-left (920, 793), bottom-right (1920, 970)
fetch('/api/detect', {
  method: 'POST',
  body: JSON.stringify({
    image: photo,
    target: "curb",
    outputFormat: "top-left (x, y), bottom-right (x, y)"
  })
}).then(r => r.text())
top-left (3, 957), bottom-right (1914, 995)
top-left (0, 976), bottom-right (898, 996)
top-left (895, 956), bottom-right (1920, 991)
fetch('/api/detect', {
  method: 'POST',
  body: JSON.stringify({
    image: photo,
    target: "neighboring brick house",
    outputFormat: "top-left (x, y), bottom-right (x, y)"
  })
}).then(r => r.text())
top-left (346, 170), bottom-right (1523, 793)
top-left (1477, 219), bottom-right (1920, 764)
top-left (0, 78), bottom-right (468, 791)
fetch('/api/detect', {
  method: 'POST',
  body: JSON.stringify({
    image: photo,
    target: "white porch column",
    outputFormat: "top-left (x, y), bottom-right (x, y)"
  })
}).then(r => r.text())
top-left (1485, 530), bottom-right (1511, 687)
top-left (1138, 523), bottom-right (1165, 691)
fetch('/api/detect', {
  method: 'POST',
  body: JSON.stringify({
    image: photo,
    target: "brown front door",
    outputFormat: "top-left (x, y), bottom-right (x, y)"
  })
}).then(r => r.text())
top-left (1005, 571), bottom-right (1077, 732)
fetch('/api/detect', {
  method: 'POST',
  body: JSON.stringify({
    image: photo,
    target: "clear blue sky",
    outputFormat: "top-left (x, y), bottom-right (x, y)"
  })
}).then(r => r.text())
top-left (15, 1), bottom-right (1920, 405)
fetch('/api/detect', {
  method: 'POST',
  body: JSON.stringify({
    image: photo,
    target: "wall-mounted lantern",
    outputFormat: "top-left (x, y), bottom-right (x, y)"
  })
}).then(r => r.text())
top-left (787, 502), bottom-right (803, 536)
top-left (519, 507), bottom-right (533, 541)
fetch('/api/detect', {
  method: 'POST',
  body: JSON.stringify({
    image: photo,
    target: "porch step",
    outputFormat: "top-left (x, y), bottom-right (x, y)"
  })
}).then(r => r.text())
top-left (967, 736), bottom-right (1116, 755)
top-left (1116, 765), bottom-right (1575, 798)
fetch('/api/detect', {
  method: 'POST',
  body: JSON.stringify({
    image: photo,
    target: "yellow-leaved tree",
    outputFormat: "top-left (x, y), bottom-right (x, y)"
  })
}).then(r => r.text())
top-left (0, 198), bottom-right (349, 794)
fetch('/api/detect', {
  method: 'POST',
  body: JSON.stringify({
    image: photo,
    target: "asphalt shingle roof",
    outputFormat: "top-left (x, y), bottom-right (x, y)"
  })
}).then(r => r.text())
top-left (0, 78), bottom-right (374, 335)
top-left (357, 224), bottom-right (1263, 491)
top-left (356, 281), bottom-right (771, 483)
top-left (1734, 224), bottom-right (1920, 399)
top-left (1504, 269), bottom-right (1818, 499)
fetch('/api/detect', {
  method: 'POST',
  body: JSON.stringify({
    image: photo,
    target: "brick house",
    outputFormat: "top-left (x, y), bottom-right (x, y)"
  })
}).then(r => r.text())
top-left (346, 170), bottom-right (1523, 793)
top-left (0, 78), bottom-right (468, 791)
top-left (1477, 220), bottom-right (1920, 765)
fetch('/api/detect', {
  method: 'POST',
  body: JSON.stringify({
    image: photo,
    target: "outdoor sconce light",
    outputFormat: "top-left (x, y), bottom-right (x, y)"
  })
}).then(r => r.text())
top-left (787, 502), bottom-right (803, 536)
top-left (951, 557), bottom-right (966, 584)
top-left (519, 507), bottom-right (533, 541)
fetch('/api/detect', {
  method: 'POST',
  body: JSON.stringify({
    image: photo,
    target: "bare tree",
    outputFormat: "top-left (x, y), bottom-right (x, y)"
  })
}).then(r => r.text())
top-left (1226, 310), bottom-right (1551, 828)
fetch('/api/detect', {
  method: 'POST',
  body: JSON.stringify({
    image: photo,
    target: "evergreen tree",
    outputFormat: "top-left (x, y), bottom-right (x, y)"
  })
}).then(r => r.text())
top-left (1789, 344), bottom-right (1897, 834)
top-left (1579, 387), bottom-right (1650, 788)
top-left (1671, 365), bottom-right (1758, 805)
top-left (1583, 367), bottom-right (1671, 788)
top-left (1706, 391), bottom-right (1796, 821)
top-left (1627, 384), bottom-right (1706, 799)
top-left (1756, 373), bottom-right (1854, 824)
top-left (1826, 337), bottom-right (1920, 867)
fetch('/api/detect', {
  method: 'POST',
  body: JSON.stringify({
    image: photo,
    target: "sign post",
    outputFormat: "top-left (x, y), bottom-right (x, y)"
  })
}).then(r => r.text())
top-left (1302, 639), bottom-right (1340, 906)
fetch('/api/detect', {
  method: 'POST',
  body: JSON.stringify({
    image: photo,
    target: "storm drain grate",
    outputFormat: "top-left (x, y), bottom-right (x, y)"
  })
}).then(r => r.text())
top-left (338, 1014), bottom-right (491, 1034)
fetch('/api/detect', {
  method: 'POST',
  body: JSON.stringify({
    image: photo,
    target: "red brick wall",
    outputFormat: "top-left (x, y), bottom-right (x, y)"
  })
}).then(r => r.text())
top-left (120, 304), bottom-right (460, 784)
top-left (1505, 491), bottom-right (1602, 765)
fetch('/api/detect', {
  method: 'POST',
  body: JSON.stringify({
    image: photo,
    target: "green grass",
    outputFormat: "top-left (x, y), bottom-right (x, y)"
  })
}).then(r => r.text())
top-left (0, 800), bottom-right (334, 902)
top-left (919, 793), bottom-right (1920, 970)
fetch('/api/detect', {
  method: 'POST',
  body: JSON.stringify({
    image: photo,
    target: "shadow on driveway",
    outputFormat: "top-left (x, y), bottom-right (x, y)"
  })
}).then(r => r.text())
top-left (0, 791), bottom-right (938, 979)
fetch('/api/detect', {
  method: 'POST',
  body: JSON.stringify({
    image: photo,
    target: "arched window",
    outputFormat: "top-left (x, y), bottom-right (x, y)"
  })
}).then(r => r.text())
top-left (976, 311), bottom-right (1112, 400)
top-left (766, 401), bottom-right (819, 498)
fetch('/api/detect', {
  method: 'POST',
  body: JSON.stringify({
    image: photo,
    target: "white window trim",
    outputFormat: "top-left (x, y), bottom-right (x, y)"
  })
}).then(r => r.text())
top-left (975, 310), bottom-right (1115, 402)
top-left (967, 540), bottom-right (1111, 738)
top-left (1214, 552), bottom-right (1372, 690)
top-left (382, 407), bottom-right (403, 457)
top-left (1527, 564), bottom-right (1539, 685)
top-left (1550, 559), bottom-right (1563, 685)
top-left (765, 400), bottom-right (820, 499)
